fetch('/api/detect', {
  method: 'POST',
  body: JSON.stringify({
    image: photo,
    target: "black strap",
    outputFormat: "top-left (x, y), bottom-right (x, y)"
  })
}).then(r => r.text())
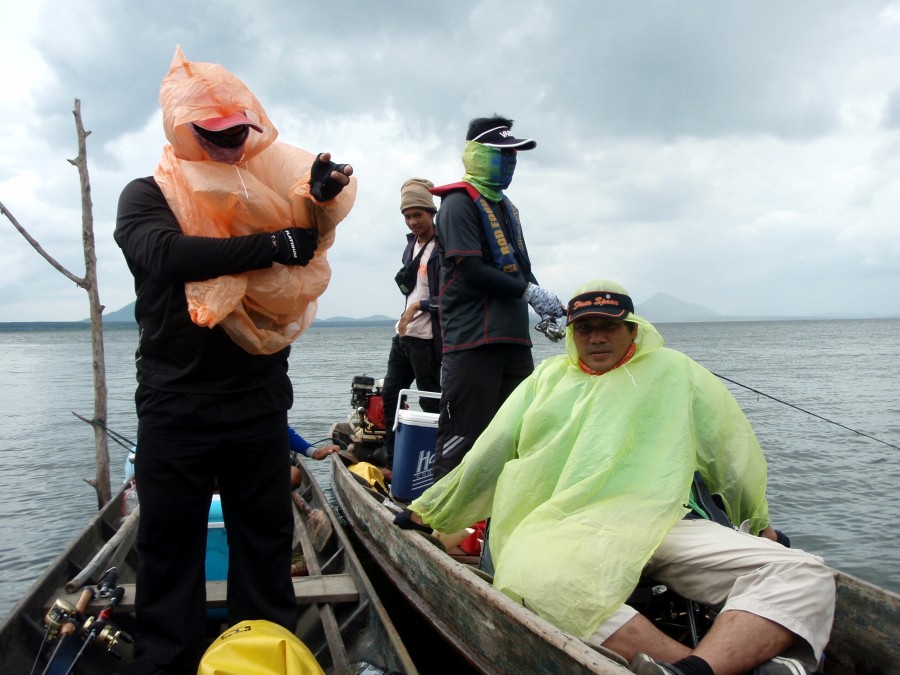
top-left (691, 472), bottom-right (736, 529)
top-left (409, 235), bottom-right (435, 267)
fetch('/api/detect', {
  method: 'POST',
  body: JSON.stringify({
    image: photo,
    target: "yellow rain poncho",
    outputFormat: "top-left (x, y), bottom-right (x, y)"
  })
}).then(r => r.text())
top-left (154, 47), bottom-right (356, 354)
top-left (410, 280), bottom-right (770, 639)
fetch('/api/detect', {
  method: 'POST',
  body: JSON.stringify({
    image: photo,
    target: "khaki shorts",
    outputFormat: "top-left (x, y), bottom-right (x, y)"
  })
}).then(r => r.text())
top-left (587, 518), bottom-right (835, 669)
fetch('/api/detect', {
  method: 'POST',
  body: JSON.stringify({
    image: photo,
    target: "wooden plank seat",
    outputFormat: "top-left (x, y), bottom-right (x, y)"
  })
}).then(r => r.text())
top-left (43, 574), bottom-right (359, 614)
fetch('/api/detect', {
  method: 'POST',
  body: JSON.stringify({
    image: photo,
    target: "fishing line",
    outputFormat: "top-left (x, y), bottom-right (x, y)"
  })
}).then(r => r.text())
top-left (72, 412), bottom-right (135, 450)
top-left (308, 438), bottom-right (340, 447)
top-left (713, 373), bottom-right (899, 450)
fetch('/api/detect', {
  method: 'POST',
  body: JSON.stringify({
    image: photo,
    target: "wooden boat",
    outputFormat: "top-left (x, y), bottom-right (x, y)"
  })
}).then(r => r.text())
top-left (0, 469), bottom-right (417, 674)
top-left (331, 454), bottom-right (900, 675)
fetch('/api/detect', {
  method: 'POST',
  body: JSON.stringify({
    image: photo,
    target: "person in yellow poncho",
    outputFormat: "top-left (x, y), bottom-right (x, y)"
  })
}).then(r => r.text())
top-left (397, 280), bottom-right (835, 675)
top-left (114, 48), bottom-right (355, 674)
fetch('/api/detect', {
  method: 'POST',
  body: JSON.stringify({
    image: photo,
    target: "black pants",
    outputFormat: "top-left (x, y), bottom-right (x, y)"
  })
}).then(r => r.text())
top-left (432, 344), bottom-right (533, 481)
top-left (133, 409), bottom-right (297, 672)
top-left (381, 334), bottom-right (441, 454)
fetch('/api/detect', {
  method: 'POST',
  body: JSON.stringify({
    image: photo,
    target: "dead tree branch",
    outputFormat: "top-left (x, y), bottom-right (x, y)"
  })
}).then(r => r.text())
top-left (0, 98), bottom-right (111, 508)
top-left (0, 201), bottom-right (86, 288)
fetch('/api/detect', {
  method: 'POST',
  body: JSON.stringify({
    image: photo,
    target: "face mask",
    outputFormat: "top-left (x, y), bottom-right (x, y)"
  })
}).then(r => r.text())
top-left (189, 124), bottom-right (247, 165)
top-left (462, 142), bottom-right (515, 201)
top-left (193, 123), bottom-right (250, 148)
top-left (498, 152), bottom-right (517, 190)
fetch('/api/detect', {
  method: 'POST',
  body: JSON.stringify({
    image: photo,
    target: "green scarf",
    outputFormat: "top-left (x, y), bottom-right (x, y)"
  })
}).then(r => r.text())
top-left (462, 141), bottom-right (506, 202)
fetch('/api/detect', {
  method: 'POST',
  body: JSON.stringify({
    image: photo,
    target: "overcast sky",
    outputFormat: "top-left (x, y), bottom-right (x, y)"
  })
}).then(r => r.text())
top-left (1, 1), bottom-right (899, 322)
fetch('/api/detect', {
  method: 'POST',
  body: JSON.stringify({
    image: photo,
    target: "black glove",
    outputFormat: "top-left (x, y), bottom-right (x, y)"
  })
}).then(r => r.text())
top-left (393, 509), bottom-right (433, 534)
top-left (271, 227), bottom-right (318, 266)
top-left (310, 153), bottom-right (348, 202)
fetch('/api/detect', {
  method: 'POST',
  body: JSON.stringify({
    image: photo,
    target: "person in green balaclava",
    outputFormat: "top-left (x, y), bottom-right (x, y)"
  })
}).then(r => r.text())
top-left (428, 115), bottom-right (566, 484)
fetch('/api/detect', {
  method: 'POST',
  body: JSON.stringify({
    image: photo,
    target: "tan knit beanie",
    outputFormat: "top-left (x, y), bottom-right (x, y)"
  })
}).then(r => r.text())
top-left (400, 177), bottom-right (436, 213)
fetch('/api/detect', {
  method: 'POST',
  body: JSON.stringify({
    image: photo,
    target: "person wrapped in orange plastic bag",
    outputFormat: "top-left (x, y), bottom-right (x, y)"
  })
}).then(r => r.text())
top-left (155, 46), bottom-right (357, 355)
top-left (114, 47), bottom-right (355, 674)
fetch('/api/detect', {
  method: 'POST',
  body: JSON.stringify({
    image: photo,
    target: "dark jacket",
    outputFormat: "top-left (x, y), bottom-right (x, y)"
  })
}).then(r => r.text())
top-left (432, 187), bottom-right (535, 353)
top-left (402, 232), bottom-right (443, 360)
top-left (114, 176), bottom-right (292, 421)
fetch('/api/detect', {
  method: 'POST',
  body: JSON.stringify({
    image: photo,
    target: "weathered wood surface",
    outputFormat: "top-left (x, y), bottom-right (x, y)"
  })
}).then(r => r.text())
top-left (824, 571), bottom-right (900, 674)
top-left (295, 462), bottom-right (418, 675)
top-left (44, 575), bottom-right (360, 614)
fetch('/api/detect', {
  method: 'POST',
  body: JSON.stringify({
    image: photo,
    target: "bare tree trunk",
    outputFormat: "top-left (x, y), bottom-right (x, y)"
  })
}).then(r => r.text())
top-left (0, 98), bottom-right (111, 508)
top-left (70, 100), bottom-right (111, 508)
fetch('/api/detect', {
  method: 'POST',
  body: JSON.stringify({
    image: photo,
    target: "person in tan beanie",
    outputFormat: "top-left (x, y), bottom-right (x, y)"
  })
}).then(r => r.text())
top-left (379, 178), bottom-right (443, 469)
top-left (400, 177), bottom-right (437, 212)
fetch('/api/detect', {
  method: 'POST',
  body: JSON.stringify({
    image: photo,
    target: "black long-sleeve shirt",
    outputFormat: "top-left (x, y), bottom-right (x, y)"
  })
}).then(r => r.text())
top-left (114, 177), bottom-right (292, 418)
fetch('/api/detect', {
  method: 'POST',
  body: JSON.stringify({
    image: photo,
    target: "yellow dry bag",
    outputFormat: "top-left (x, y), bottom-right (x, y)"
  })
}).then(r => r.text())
top-left (348, 462), bottom-right (390, 498)
top-left (198, 620), bottom-right (324, 675)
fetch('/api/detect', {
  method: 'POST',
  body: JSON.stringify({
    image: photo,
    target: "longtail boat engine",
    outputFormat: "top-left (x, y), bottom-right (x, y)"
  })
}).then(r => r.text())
top-left (329, 376), bottom-right (387, 463)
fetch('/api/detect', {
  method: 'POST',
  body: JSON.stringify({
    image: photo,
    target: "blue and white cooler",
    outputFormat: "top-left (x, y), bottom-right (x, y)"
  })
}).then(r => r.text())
top-left (206, 494), bottom-right (228, 580)
top-left (390, 389), bottom-right (440, 502)
top-left (206, 494), bottom-right (228, 619)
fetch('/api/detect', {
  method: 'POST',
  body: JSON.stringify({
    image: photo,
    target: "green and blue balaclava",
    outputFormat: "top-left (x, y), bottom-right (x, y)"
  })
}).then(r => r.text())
top-left (461, 123), bottom-right (536, 201)
top-left (462, 141), bottom-right (517, 202)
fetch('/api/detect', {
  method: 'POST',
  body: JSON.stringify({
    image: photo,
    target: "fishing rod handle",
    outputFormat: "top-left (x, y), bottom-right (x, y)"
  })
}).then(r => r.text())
top-left (59, 587), bottom-right (96, 638)
top-left (96, 566), bottom-right (120, 597)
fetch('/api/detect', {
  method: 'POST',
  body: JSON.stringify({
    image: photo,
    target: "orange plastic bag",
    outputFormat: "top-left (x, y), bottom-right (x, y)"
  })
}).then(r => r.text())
top-left (154, 47), bottom-right (356, 354)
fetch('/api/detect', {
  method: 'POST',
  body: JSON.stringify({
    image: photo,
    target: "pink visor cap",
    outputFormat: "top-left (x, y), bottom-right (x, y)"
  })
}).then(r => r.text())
top-left (194, 112), bottom-right (263, 133)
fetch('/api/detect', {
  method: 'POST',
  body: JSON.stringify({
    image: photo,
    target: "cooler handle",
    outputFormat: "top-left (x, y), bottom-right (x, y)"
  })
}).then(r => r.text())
top-left (394, 388), bottom-right (441, 431)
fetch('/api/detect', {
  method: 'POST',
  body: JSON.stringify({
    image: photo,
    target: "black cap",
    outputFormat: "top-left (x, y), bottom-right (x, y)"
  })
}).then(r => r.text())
top-left (567, 290), bottom-right (635, 325)
top-left (469, 125), bottom-right (536, 150)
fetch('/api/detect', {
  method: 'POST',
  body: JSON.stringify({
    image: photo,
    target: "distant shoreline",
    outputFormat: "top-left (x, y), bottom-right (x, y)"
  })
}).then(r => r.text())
top-left (1, 316), bottom-right (896, 333)
top-left (0, 319), bottom-right (398, 333)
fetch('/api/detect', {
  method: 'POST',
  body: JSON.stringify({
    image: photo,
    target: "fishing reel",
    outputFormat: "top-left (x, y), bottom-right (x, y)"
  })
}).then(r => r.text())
top-left (81, 615), bottom-right (135, 660)
top-left (535, 316), bottom-right (566, 342)
top-left (43, 598), bottom-right (79, 639)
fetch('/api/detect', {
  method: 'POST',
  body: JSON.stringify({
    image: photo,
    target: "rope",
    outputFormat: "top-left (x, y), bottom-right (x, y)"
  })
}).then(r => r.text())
top-left (713, 373), bottom-right (899, 450)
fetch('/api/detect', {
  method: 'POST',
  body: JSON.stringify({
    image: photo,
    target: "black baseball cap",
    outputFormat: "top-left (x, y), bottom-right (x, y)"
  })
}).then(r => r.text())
top-left (468, 125), bottom-right (536, 150)
top-left (567, 290), bottom-right (635, 325)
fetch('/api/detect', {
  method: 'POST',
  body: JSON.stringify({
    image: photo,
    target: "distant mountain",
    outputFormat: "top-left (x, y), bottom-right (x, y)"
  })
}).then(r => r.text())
top-left (97, 303), bottom-right (394, 326)
top-left (58, 294), bottom-right (888, 329)
top-left (317, 315), bottom-right (393, 323)
top-left (97, 293), bottom-right (720, 326)
top-left (104, 302), bottom-right (136, 323)
top-left (636, 293), bottom-right (721, 324)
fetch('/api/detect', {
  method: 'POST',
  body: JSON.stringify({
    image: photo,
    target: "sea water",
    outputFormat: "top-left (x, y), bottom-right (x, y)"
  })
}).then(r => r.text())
top-left (1, 320), bottom-right (898, 620)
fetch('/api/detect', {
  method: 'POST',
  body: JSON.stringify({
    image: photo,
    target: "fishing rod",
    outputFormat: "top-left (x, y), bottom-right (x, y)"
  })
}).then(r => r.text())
top-left (306, 437), bottom-right (343, 447)
top-left (63, 586), bottom-right (126, 675)
top-left (40, 587), bottom-right (94, 675)
top-left (71, 412), bottom-right (135, 451)
top-left (714, 373), bottom-right (899, 451)
top-left (28, 623), bottom-right (56, 675)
